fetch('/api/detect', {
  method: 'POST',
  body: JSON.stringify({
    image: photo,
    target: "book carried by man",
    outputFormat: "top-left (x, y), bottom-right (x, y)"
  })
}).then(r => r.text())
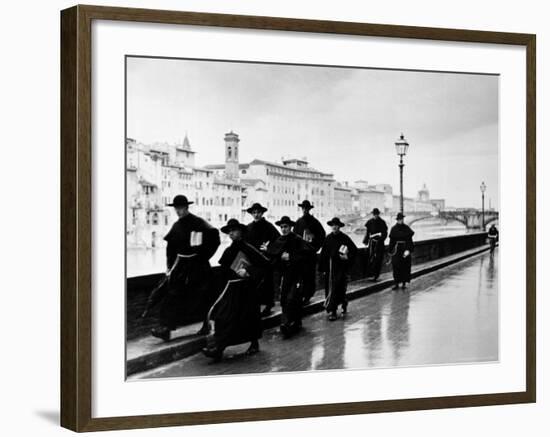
top-left (230, 251), bottom-right (251, 274)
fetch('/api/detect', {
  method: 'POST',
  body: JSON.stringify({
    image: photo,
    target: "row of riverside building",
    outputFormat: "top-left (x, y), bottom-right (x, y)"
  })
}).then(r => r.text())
top-left (126, 132), bottom-right (445, 249)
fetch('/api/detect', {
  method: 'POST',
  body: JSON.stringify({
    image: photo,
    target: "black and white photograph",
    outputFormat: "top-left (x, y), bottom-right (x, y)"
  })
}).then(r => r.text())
top-left (125, 56), bottom-right (499, 380)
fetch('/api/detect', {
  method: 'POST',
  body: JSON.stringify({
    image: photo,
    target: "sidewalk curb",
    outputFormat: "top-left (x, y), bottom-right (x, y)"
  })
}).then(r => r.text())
top-left (127, 245), bottom-right (492, 376)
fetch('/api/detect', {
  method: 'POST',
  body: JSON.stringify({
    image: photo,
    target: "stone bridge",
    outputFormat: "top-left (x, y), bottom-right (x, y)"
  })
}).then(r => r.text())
top-left (408, 209), bottom-right (499, 230)
top-left (346, 210), bottom-right (499, 232)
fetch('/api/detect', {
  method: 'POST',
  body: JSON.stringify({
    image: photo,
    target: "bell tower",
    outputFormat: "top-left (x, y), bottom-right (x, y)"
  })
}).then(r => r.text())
top-left (224, 131), bottom-right (240, 180)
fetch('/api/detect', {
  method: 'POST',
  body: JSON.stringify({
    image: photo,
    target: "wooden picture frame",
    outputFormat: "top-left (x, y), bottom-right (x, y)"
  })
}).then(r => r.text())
top-left (60, 4), bottom-right (536, 432)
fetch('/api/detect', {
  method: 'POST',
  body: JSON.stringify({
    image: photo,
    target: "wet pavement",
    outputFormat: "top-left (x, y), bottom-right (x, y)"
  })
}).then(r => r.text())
top-left (136, 249), bottom-right (498, 379)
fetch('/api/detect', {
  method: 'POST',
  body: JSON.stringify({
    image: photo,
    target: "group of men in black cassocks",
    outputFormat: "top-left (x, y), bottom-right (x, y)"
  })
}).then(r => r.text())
top-left (148, 194), bottom-right (415, 363)
top-left (362, 208), bottom-right (415, 289)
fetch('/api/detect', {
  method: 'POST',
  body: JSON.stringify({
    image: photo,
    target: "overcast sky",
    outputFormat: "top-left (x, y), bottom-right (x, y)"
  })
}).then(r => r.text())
top-left (127, 57), bottom-right (499, 209)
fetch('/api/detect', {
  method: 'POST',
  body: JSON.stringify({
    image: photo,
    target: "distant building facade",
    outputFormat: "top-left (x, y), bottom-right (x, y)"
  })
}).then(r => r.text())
top-left (334, 182), bottom-right (353, 216)
top-left (126, 133), bottom-right (445, 249)
top-left (390, 183), bottom-right (438, 214)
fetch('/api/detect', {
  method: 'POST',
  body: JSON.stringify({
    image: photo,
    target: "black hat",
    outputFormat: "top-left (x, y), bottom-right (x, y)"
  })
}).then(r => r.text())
top-left (371, 208), bottom-right (381, 215)
top-left (298, 200), bottom-right (314, 209)
top-left (396, 212), bottom-right (406, 220)
top-left (221, 218), bottom-right (247, 234)
top-left (246, 202), bottom-right (268, 214)
top-left (327, 217), bottom-right (345, 227)
top-left (167, 195), bottom-right (194, 207)
top-left (275, 216), bottom-right (296, 227)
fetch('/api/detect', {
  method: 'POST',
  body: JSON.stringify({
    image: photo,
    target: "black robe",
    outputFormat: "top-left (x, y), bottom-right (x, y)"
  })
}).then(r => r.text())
top-left (206, 240), bottom-right (268, 349)
top-left (267, 232), bottom-right (315, 329)
top-left (388, 223), bottom-right (415, 283)
top-left (363, 216), bottom-right (388, 278)
top-left (487, 226), bottom-right (499, 250)
top-left (293, 214), bottom-right (326, 301)
top-left (160, 213), bottom-right (220, 330)
top-left (246, 218), bottom-right (280, 249)
top-left (245, 218), bottom-right (280, 306)
top-left (319, 231), bottom-right (358, 312)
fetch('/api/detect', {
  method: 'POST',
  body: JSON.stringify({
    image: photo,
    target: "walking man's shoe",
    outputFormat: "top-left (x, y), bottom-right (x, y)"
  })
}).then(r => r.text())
top-left (202, 346), bottom-right (223, 363)
top-left (151, 326), bottom-right (171, 342)
top-left (342, 302), bottom-right (348, 315)
top-left (246, 340), bottom-right (260, 355)
top-left (260, 306), bottom-right (273, 317)
top-left (328, 311), bottom-right (337, 321)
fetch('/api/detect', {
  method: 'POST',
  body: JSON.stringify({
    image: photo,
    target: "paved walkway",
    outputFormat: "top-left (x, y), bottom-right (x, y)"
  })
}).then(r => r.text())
top-left (133, 249), bottom-right (498, 379)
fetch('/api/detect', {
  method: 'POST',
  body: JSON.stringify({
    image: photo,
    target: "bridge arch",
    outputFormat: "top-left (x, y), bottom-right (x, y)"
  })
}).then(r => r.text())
top-left (484, 216), bottom-right (499, 228)
top-left (407, 214), bottom-right (469, 228)
top-left (406, 215), bottom-right (436, 226)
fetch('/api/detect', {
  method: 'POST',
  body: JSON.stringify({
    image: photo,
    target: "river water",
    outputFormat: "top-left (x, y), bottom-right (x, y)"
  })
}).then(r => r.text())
top-left (126, 218), bottom-right (475, 277)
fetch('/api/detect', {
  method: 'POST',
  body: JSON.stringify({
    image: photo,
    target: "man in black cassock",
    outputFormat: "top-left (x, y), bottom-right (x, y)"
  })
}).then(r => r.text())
top-left (245, 202), bottom-right (280, 317)
top-left (151, 195), bottom-right (220, 342)
top-left (487, 224), bottom-right (499, 255)
top-left (362, 207), bottom-right (388, 281)
top-left (388, 212), bottom-right (415, 290)
top-left (202, 219), bottom-right (268, 363)
top-left (319, 218), bottom-right (358, 321)
top-left (267, 216), bottom-right (315, 338)
top-left (293, 200), bottom-right (326, 305)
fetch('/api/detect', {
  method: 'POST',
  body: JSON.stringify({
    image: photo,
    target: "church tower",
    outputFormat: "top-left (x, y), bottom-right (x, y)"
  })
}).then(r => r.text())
top-left (175, 133), bottom-right (195, 167)
top-left (224, 131), bottom-right (240, 180)
top-left (418, 183), bottom-right (430, 202)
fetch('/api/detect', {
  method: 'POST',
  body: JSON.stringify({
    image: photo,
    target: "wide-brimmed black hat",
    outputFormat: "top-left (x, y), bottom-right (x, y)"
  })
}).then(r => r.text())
top-left (246, 202), bottom-right (268, 214)
top-left (298, 200), bottom-right (314, 209)
top-left (396, 212), bottom-right (406, 220)
top-left (371, 208), bottom-right (381, 215)
top-left (327, 217), bottom-right (345, 227)
top-left (275, 216), bottom-right (296, 227)
top-left (221, 218), bottom-right (248, 234)
top-left (167, 195), bottom-right (194, 207)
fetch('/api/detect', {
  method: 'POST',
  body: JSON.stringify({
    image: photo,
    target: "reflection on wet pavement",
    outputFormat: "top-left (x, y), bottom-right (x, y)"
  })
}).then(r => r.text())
top-left (138, 249), bottom-right (498, 379)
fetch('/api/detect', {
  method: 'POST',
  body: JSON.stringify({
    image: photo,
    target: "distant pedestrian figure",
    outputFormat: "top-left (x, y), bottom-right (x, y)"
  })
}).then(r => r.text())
top-left (293, 200), bottom-right (326, 305)
top-left (388, 213), bottom-right (414, 290)
top-left (363, 208), bottom-right (388, 281)
top-left (487, 224), bottom-right (499, 255)
top-left (151, 195), bottom-right (220, 342)
top-left (245, 202), bottom-right (280, 317)
top-left (268, 216), bottom-right (315, 338)
top-left (319, 218), bottom-right (358, 321)
top-left (202, 219), bottom-right (268, 363)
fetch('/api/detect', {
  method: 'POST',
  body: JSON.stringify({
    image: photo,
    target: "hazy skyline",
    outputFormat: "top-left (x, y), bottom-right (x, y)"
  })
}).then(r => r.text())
top-left (127, 56), bottom-right (499, 208)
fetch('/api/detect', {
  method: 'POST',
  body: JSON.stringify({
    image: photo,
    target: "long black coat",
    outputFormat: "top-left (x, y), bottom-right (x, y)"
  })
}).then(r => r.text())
top-left (319, 231), bottom-right (358, 311)
top-left (293, 213), bottom-right (325, 300)
top-left (388, 223), bottom-right (414, 283)
top-left (207, 240), bottom-right (269, 349)
top-left (246, 218), bottom-right (280, 306)
top-left (363, 216), bottom-right (388, 277)
top-left (293, 213), bottom-right (326, 252)
top-left (267, 232), bottom-right (315, 326)
top-left (159, 213), bottom-right (221, 329)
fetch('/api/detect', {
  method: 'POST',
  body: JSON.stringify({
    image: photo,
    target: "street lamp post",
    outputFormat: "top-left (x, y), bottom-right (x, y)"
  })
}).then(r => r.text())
top-left (394, 134), bottom-right (409, 214)
top-left (480, 181), bottom-right (486, 230)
